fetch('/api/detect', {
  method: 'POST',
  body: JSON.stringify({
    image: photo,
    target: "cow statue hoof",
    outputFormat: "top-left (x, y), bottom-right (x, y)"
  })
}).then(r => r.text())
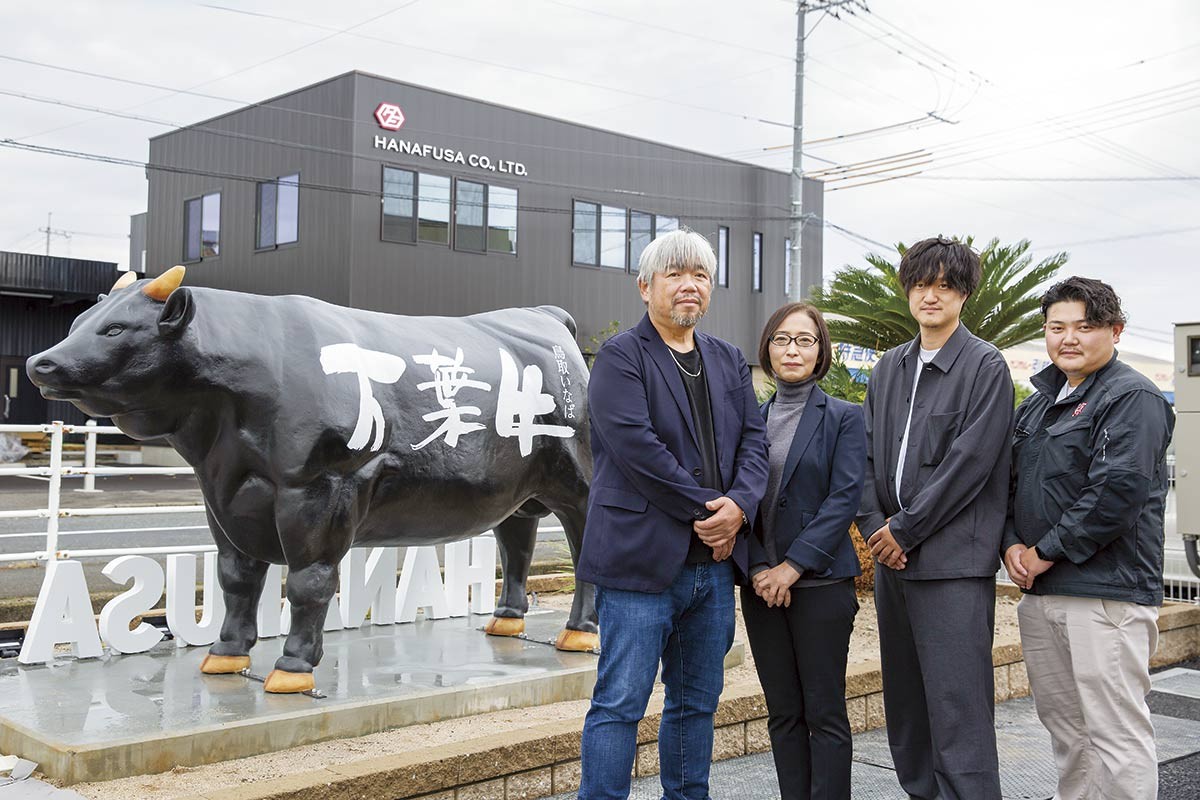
top-left (555, 629), bottom-right (599, 652)
top-left (200, 654), bottom-right (251, 674)
top-left (484, 616), bottom-right (526, 637)
top-left (264, 669), bottom-right (315, 694)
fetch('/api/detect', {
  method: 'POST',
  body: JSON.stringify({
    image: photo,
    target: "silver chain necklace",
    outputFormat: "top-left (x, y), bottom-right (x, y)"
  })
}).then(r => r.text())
top-left (668, 348), bottom-right (703, 378)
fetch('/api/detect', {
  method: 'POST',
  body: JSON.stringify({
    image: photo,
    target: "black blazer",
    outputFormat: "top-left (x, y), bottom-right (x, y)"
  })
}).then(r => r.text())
top-left (750, 385), bottom-right (868, 581)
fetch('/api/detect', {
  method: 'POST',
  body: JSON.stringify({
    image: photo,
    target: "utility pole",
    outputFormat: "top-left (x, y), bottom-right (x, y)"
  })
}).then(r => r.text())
top-left (38, 213), bottom-right (71, 256)
top-left (788, 0), bottom-right (863, 302)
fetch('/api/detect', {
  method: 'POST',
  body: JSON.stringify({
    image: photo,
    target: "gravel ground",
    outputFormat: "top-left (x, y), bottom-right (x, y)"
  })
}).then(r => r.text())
top-left (63, 589), bottom-right (1022, 800)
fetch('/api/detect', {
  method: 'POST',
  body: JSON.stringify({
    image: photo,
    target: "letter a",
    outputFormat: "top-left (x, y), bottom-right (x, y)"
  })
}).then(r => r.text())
top-left (20, 560), bottom-right (103, 664)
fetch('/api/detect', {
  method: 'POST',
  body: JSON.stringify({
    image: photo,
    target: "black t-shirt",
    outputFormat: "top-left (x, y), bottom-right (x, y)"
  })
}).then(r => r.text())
top-left (669, 346), bottom-right (724, 564)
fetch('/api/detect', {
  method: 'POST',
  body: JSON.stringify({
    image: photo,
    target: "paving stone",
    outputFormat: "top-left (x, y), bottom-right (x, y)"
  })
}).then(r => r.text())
top-left (635, 743), bottom-right (659, 777)
top-left (456, 777), bottom-right (505, 800)
top-left (506, 767), bottom-right (552, 800)
top-left (550, 760), bottom-right (580, 795)
top-left (745, 717), bottom-right (771, 754)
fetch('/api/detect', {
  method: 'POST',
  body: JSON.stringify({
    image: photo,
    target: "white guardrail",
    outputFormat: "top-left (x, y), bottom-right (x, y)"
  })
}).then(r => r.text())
top-left (0, 421), bottom-right (207, 563)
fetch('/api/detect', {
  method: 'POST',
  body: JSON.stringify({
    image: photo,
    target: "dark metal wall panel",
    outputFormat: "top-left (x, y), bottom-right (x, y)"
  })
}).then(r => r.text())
top-left (146, 73), bottom-right (358, 305)
top-left (0, 295), bottom-right (94, 424)
top-left (145, 71), bottom-right (824, 362)
top-left (0, 251), bottom-right (119, 297)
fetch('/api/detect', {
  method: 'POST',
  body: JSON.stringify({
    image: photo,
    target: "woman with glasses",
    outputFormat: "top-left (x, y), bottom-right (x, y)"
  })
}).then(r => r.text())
top-left (743, 302), bottom-right (867, 800)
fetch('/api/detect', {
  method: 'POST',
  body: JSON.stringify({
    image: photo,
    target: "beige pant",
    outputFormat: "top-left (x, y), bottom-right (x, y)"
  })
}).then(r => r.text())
top-left (1017, 593), bottom-right (1159, 800)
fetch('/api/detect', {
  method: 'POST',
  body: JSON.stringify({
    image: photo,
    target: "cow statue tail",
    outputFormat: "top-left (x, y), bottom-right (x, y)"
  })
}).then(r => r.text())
top-left (534, 305), bottom-right (577, 338)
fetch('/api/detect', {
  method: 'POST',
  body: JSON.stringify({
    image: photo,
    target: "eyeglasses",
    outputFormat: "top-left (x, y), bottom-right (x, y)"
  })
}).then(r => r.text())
top-left (769, 333), bottom-right (819, 349)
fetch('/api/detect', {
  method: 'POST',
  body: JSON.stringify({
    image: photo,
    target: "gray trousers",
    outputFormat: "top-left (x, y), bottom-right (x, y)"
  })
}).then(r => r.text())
top-left (874, 567), bottom-right (1001, 800)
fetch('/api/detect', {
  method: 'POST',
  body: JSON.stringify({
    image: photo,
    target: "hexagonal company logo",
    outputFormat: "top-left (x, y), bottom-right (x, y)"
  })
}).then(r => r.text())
top-left (374, 102), bottom-right (405, 131)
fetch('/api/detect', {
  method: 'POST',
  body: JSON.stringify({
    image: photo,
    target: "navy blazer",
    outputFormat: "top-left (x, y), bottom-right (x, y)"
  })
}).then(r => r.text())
top-left (577, 314), bottom-right (769, 592)
top-left (749, 385), bottom-right (868, 581)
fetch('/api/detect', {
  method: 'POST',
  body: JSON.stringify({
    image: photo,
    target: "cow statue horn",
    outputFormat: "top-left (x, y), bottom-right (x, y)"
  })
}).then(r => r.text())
top-left (142, 265), bottom-right (186, 301)
top-left (110, 271), bottom-right (138, 292)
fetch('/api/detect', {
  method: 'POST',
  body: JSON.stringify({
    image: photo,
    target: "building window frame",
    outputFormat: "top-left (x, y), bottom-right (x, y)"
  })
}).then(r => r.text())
top-left (784, 237), bottom-right (792, 296)
top-left (182, 191), bottom-right (220, 263)
top-left (628, 210), bottom-right (654, 275)
top-left (454, 177), bottom-right (488, 254)
top-left (571, 199), bottom-right (601, 269)
top-left (485, 183), bottom-right (519, 256)
top-left (417, 172), bottom-right (452, 247)
top-left (381, 165), bottom-right (417, 245)
top-left (255, 173), bottom-right (299, 251)
top-left (752, 231), bottom-right (763, 293)
top-left (716, 226), bottom-right (730, 288)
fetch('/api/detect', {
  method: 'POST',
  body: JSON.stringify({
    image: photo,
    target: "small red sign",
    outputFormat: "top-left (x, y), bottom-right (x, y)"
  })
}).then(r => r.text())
top-left (374, 102), bottom-right (405, 131)
top-left (1072, 401), bottom-right (1088, 417)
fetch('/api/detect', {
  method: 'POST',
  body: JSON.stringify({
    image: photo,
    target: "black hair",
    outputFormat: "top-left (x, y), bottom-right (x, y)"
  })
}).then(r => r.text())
top-left (758, 302), bottom-right (833, 382)
top-left (897, 236), bottom-right (981, 297)
top-left (1039, 276), bottom-right (1127, 326)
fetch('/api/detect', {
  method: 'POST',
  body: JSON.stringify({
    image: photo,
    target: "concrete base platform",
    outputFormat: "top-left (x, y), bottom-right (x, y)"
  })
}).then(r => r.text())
top-left (0, 609), bottom-right (742, 785)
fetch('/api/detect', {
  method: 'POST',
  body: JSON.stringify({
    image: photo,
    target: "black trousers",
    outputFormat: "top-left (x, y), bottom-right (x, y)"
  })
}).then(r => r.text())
top-left (874, 567), bottom-right (1001, 800)
top-left (741, 579), bottom-right (858, 800)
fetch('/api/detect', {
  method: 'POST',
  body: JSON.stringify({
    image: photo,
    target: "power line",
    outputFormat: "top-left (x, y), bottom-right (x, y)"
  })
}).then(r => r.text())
top-left (914, 175), bottom-right (1200, 182)
top-left (14, 2), bottom-right (424, 144)
top-left (1041, 224), bottom-right (1200, 249)
top-left (0, 57), bottom-right (845, 169)
top-left (0, 138), bottom-right (802, 222)
top-left (192, 4), bottom-right (803, 130)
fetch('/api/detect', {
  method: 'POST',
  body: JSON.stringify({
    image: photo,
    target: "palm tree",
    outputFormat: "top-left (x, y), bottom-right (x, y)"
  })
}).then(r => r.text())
top-left (811, 237), bottom-right (1068, 352)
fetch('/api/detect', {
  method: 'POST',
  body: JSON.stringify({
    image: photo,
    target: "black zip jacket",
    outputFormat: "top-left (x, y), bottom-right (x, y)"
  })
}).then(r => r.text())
top-left (1003, 353), bottom-right (1175, 606)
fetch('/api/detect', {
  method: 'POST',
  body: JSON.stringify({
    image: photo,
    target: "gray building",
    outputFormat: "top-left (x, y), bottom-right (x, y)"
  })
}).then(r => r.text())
top-left (1, 251), bottom-right (119, 424)
top-left (144, 71), bottom-right (822, 360)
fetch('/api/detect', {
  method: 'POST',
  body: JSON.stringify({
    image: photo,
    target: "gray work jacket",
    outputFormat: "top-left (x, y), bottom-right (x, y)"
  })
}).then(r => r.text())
top-left (856, 323), bottom-right (1015, 579)
top-left (1003, 355), bottom-right (1174, 606)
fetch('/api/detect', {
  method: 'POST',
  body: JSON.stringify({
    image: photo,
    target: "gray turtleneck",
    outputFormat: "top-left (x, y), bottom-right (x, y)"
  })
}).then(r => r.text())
top-left (754, 377), bottom-right (842, 588)
top-left (761, 377), bottom-right (814, 561)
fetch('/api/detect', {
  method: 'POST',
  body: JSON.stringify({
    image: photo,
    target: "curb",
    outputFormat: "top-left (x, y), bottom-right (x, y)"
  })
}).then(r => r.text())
top-left (153, 602), bottom-right (1200, 800)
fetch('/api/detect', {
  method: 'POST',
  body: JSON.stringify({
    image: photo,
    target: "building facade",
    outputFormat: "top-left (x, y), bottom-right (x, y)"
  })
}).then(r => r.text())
top-left (144, 71), bottom-right (822, 360)
top-left (0, 251), bottom-right (119, 424)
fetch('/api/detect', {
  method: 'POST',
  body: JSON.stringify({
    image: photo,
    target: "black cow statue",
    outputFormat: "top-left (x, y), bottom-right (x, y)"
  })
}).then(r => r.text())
top-left (27, 267), bottom-right (598, 693)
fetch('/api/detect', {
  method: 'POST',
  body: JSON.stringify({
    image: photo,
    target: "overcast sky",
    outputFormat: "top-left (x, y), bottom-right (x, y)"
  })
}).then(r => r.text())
top-left (1, 0), bottom-right (1196, 361)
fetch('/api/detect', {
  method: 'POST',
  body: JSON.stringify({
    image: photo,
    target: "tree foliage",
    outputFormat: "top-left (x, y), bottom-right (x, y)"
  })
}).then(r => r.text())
top-left (811, 237), bottom-right (1068, 352)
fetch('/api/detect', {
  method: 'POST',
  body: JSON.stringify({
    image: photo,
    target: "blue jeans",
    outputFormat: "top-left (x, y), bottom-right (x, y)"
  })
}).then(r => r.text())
top-left (579, 560), bottom-right (736, 800)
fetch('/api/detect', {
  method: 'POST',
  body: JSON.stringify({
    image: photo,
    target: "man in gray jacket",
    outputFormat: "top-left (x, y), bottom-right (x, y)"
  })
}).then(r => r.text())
top-left (857, 237), bottom-right (1013, 800)
top-left (1004, 277), bottom-right (1174, 800)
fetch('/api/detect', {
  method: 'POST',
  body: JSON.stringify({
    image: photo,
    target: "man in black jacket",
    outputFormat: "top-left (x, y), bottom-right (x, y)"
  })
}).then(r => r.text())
top-left (1004, 277), bottom-right (1174, 800)
top-left (856, 237), bottom-right (1013, 800)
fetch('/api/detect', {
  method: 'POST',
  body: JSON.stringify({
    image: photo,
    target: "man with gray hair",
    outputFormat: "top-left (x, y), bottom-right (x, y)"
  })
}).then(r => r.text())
top-left (577, 228), bottom-right (769, 799)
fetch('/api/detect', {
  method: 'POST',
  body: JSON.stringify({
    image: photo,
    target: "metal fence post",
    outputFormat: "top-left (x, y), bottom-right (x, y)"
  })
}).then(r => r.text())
top-left (44, 421), bottom-right (64, 559)
top-left (76, 419), bottom-right (102, 493)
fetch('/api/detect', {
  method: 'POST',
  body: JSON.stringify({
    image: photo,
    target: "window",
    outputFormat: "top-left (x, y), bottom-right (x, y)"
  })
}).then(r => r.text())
top-left (784, 237), bottom-right (792, 295)
top-left (600, 206), bottom-right (627, 270)
top-left (418, 173), bottom-right (451, 245)
top-left (752, 232), bottom-right (763, 293)
top-left (487, 185), bottom-right (518, 255)
top-left (572, 201), bottom-right (599, 266)
top-left (655, 216), bottom-right (679, 237)
top-left (629, 211), bottom-right (653, 273)
top-left (717, 226), bottom-right (729, 287)
top-left (183, 192), bottom-right (220, 261)
top-left (455, 179), bottom-right (487, 253)
top-left (256, 174), bottom-right (298, 249)
top-left (382, 167), bottom-right (416, 243)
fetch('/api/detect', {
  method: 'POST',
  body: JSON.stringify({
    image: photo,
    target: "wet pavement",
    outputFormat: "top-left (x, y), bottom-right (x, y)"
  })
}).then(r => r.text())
top-left (1, 609), bottom-right (599, 785)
